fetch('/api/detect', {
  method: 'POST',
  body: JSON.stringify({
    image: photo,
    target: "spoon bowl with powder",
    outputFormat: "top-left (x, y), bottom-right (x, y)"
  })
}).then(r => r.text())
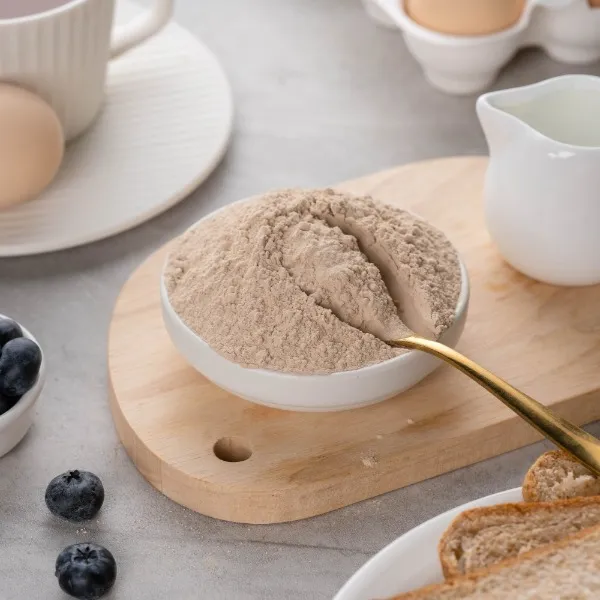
top-left (162, 189), bottom-right (469, 412)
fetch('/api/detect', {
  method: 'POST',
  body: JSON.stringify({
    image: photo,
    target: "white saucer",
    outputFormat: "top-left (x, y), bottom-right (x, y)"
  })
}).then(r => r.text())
top-left (334, 487), bottom-right (523, 600)
top-left (0, 1), bottom-right (233, 257)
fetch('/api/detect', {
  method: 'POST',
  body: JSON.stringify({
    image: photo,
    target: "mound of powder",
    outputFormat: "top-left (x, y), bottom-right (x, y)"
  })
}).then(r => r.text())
top-left (165, 188), bottom-right (461, 374)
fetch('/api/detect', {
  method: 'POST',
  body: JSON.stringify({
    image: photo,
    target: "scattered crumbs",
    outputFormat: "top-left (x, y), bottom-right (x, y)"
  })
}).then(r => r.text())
top-left (361, 455), bottom-right (378, 468)
top-left (76, 528), bottom-right (88, 535)
top-left (406, 418), bottom-right (415, 425)
top-left (202, 554), bottom-right (217, 570)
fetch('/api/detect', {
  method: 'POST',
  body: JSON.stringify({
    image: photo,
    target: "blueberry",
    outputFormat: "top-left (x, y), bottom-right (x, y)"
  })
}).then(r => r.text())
top-left (0, 337), bottom-right (42, 397)
top-left (45, 470), bottom-right (105, 522)
top-left (0, 393), bottom-right (19, 416)
top-left (55, 543), bottom-right (116, 600)
top-left (0, 317), bottom-right (22, 350)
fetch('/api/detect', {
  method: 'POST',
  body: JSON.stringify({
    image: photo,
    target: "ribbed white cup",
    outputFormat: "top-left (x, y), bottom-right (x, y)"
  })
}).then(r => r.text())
top-left (0, 0), bottom-right (174, 141)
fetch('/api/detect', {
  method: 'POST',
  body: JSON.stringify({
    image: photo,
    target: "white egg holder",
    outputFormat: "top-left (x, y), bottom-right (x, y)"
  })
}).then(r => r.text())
top-left (363, 0), bottom-right (600, 95)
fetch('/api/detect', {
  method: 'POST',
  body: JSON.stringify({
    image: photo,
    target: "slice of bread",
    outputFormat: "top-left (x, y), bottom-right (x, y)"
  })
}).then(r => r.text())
top-left (387, 523), bottom-right (600, 599)
top-left (523, 449), bottom-right (600, 502)
top-left (438, 496), bottom-right (600, 578)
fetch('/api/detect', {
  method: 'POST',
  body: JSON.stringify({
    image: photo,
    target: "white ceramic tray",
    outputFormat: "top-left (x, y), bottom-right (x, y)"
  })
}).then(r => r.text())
top-left (0, 0), bottom-right (233, 257)
top-left (364, 0), bottom-right (600, 94)
top-left (334, 487), bottom-right (523, 600)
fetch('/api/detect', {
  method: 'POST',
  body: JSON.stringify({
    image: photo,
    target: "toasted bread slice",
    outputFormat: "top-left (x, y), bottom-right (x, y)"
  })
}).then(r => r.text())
top-left (438, 495), bottom-right (600, 577)
top-left (523, 449), bottom-right (600, 502)
top-left (388, 523), bottom-right (600, 599)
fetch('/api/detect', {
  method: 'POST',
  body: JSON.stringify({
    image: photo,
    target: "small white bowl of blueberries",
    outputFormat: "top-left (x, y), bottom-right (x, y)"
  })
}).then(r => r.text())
top-left (1, 315), bottom-right (117, 599)
top-left (0, 314), bottom-right (45, 457)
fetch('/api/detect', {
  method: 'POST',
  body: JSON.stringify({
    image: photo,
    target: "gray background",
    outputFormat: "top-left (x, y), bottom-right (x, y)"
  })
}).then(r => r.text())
top-left (1, 1), bottom-right (600, 598)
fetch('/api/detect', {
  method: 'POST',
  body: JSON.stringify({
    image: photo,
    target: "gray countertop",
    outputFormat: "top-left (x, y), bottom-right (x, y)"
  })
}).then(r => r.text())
top-left (2, 1), bottom-right (600, 598)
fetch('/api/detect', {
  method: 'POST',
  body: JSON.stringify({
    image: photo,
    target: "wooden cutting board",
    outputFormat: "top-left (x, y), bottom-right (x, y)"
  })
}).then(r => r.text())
top-left (108, 156), bottom-right (600, 524)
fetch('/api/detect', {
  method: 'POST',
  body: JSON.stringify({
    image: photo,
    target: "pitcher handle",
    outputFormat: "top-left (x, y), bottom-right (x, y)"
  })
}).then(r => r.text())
top-left (110, 0), bottom-right (174, 60)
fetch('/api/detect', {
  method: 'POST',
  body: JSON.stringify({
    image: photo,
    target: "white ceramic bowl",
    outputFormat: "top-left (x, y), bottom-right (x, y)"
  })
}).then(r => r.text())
top-left (0, 316), bottom-right (46, 457)
top-left (160, 256), bottom-right (469, 412)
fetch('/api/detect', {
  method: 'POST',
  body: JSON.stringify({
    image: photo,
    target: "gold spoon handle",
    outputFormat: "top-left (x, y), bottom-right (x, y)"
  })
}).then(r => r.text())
top-left (389, 335), bottom-right (600, 476)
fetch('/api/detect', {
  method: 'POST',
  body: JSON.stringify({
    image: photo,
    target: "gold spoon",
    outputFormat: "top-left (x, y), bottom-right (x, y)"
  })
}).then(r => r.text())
top-left (389, 335), bottom-right (600, 476)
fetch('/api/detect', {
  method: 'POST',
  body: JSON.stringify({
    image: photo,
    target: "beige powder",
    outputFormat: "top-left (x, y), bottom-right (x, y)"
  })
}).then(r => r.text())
top-left (165, 188), bottom-right (461, 374)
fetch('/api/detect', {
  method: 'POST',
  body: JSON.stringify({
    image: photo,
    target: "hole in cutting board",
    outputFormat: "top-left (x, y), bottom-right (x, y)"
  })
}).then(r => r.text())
top-left (213, 437), bottom-right (252, 462)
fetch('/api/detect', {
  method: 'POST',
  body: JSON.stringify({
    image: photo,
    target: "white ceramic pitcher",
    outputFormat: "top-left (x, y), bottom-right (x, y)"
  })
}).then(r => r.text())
top-left (477, 75), bottom-right (600, 286)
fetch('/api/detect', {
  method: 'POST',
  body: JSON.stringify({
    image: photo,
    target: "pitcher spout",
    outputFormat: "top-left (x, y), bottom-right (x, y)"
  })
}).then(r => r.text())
top-left (476, 92), bottom-right (524, 158)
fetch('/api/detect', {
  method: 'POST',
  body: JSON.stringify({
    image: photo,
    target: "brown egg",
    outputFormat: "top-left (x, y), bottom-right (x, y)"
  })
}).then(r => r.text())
top-left (0, 84), bottom-right (64, 210)
top-left (404, 0), bottom-right (527, 36)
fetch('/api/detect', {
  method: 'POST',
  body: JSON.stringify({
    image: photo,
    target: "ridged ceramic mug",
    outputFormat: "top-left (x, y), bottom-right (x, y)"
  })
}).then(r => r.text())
top-left (0, 0), bottom-right (174, 141)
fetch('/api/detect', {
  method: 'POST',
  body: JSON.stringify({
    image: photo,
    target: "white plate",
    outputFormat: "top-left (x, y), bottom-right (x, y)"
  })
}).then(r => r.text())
top-left (334, 487), bottom-right (523, 600)
top-left (0, 0), bottom-right (233, 257)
